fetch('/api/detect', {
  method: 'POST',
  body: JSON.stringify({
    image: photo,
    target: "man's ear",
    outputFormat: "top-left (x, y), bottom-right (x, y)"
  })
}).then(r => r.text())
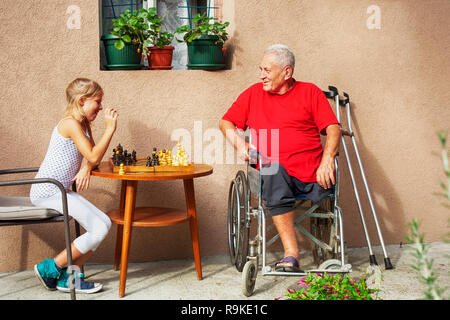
top-left (284, 66), bottom-right (293, 80)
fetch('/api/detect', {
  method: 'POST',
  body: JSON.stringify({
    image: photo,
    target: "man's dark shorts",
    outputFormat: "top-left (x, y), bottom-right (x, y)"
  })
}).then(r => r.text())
top-left (261, 163), bottom-right (333, 216)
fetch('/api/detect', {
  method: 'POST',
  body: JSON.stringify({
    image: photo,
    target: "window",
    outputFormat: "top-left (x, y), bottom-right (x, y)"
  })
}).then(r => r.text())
top-left (100, 0), bottom-right (223, 70)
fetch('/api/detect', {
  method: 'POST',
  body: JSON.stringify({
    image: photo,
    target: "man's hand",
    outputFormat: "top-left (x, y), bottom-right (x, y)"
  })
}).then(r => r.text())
top-left (316, 155), bottom-right (335, 189)
top-left (316, 124), bottom-right (340, 189)
top-left (237, 141), bottom-right (257, 161)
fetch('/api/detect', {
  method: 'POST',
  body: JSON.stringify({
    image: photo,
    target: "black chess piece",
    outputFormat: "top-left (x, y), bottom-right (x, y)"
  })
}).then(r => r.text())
top-left (146, 156), bottom-right (152, 167)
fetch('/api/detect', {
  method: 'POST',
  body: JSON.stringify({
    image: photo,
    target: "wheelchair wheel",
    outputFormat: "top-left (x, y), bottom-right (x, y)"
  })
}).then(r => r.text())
top-left (310, 198), bottom-right (335, 266)
top-left (227, 170), bottom-right (250, 272)
top-left (319, 259), bottom-right (342, 271)
top-left (242, 259), bottom-right (257, 297)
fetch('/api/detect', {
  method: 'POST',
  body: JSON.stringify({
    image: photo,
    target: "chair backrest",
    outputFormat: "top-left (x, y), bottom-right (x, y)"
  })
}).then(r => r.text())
top-left (0, 168), bottom-right (65, 225)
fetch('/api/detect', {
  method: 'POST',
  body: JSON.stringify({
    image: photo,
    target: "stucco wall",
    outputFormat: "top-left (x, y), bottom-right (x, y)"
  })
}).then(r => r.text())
top-left (0, 0), bottom-right (449, 271)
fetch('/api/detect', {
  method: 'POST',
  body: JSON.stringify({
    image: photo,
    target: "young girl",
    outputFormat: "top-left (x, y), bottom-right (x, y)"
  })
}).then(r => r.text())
top-left (30, 78), bottom-right (118, 294)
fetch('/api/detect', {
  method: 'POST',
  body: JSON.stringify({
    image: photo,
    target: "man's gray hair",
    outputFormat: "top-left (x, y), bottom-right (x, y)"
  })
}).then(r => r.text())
top-left (264, 44), bottom-right (295, 72)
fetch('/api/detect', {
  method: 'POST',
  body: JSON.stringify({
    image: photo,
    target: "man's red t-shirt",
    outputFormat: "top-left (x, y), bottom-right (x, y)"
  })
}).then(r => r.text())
top-left (222, 81), bottom-right (339, 183)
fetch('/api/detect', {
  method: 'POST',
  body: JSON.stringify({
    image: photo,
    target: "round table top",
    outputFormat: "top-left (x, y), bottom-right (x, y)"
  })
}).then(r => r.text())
top-left (91, 161), bottom-right (213, 181)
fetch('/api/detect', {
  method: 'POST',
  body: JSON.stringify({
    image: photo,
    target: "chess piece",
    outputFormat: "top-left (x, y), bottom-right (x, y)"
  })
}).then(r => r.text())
top-left (114, 150), bottom-right (121, 166)
top-left (118, 163), bottom-right (125, 175)
top-left (125, 155), bottom-right (131, 165)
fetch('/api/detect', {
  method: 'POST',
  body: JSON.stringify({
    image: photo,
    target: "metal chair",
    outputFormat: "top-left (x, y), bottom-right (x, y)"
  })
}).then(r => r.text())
top-left (0, 167), bottom-right (82, 300)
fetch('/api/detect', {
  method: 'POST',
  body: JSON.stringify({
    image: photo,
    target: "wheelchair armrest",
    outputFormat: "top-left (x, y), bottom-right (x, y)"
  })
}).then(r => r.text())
top-left (0, 167), bottom-right (39, 175)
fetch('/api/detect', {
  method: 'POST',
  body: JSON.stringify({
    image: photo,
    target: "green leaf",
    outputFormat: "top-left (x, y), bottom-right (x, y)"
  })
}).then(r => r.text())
top-left (122, 35), bottom-right (131, 43)
top-left (114, 40), bottom-right (125, 50)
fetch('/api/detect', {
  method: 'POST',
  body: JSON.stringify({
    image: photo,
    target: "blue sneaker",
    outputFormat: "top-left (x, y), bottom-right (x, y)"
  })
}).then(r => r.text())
top-left (34, 259), bottom-right (61, 291)
top-left (56, 268), bottom-right (103, 294)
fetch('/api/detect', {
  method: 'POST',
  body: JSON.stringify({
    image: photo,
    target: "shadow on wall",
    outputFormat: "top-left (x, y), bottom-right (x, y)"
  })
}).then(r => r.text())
top-left (337, 99), bottom-right (404, 250)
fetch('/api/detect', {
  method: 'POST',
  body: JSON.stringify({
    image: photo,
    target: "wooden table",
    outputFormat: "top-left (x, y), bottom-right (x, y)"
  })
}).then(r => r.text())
top-left (91, 161), bottom-right (213, 297)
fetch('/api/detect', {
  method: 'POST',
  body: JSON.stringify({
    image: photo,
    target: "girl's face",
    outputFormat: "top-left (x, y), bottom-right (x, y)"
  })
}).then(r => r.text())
top-left (81, 95), bottom-right (103, 122)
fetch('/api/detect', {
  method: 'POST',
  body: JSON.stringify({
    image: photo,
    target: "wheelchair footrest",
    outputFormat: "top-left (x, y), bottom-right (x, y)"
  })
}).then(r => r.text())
top-left (261, 264), bottom-right (352, 276)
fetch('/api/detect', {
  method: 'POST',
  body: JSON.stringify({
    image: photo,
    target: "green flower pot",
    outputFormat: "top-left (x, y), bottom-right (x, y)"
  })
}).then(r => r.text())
top-left (101, 34), bottom-right (142, 70)
top-left (186, 35), bottom-right (225, 70)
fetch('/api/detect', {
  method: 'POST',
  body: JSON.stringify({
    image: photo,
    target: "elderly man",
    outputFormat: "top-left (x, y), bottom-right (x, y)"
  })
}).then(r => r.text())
top-left (219, 44), bottom-right (340, 272)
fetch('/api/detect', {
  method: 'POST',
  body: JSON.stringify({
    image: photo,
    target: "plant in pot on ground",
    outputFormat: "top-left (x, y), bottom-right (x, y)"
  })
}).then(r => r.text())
top-left (145, 7), bottom-right (175, 70)
top-left (102, 9), bottom-right (150, 70)
top-left (175, 12), bottom-right (230, 70)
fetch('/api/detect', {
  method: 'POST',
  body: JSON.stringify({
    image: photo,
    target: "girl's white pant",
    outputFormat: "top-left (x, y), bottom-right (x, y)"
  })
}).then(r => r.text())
top-left (32, 191), bottom-right (111, 254)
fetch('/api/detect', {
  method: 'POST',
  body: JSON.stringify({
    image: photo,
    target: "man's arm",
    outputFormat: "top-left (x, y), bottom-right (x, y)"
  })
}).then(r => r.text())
top-left (316, 124), bottom-right (341, 189)
top-left (219, 119), bottom-right (254, 161)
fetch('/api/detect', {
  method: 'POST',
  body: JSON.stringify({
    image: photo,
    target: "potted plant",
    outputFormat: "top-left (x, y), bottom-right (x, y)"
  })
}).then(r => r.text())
top-left (175, 13), bottom-right (230, 70)
top-left (101, 9), bottom-right (149, 70)
top-left (145, 7), bottom-right (175, 70)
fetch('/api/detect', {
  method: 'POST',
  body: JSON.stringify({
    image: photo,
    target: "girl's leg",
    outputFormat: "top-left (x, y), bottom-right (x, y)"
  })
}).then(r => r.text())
top-left (33, 191), bottom-right (111, 256)
top-left (32, 192), bottom-right (111, 293)
top-left (54, 244), bottom-right (93, 269)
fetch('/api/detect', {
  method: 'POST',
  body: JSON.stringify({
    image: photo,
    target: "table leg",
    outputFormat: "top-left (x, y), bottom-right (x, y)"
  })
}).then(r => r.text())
top-left (114, 180), bottom-right (127, 271)
top-left (183, 178), bottom-right (202, 280)
top-left (119, 180), bottom-right (137, 297)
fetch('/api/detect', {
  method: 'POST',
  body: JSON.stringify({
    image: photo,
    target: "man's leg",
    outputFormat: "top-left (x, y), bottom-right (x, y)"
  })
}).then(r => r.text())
top-left (272, 210), bottom-right (299, 266)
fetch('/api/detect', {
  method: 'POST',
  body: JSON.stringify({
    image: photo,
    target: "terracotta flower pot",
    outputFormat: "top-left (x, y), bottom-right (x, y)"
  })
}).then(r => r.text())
top-left (147, 46), bottom-right (174, 70)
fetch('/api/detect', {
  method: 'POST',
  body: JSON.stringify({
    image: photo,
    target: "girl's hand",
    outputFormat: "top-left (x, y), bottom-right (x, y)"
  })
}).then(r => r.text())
top-left (72, 165), bottom-right (92, 191)
top-left (104, 108), bottom-right (118, 132)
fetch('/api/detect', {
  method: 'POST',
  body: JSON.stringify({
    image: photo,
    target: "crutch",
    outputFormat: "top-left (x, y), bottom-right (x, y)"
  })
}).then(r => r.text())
top-left (338, 90), bottom-right (393, 270)
top-left (327, 86), bottom-right (380, 267)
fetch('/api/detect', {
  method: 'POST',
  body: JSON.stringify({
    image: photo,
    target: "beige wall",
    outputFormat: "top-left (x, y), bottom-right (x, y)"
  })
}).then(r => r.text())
top-left (0, 0), bottom-right (449, 271)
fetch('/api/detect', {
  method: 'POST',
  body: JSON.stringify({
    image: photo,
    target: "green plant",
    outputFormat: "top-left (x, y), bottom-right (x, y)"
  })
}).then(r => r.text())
top-left (278, 272), bottom-right (380, 300)
top-left (145, 7), bottom-right (174, 48)
top-left (175, 12), bottom-right (229, 44)
top-left (110, 8), bottom-right (174, 60)
top-left (436, 130), bottom-right (450, 208)
top-left (404, 219), bottom-right (447, 300)
top-left (403, 131), bottom-right (450, 300)
top-left (111, 9), bottom-right (149, 53)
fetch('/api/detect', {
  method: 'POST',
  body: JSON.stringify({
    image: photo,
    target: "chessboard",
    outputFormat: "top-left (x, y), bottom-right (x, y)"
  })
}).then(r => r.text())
top-left (110, 143), bottom-right (194, 173)
top-left (110, 157), bottom-right (194, 173)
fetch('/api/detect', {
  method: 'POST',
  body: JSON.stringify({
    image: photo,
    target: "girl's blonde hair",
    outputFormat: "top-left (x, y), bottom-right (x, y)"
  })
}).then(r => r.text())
top-left (64, 78), bottom-right (104, 123)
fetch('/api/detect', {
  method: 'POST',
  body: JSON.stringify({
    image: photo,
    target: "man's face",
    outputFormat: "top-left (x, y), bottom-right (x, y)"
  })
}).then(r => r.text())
top-left (259, 53), bottom-right (290, 94)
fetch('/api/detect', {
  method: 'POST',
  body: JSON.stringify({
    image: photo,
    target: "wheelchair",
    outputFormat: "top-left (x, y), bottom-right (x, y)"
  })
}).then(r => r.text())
top-left (227, 138), bottom-right (352, 297)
